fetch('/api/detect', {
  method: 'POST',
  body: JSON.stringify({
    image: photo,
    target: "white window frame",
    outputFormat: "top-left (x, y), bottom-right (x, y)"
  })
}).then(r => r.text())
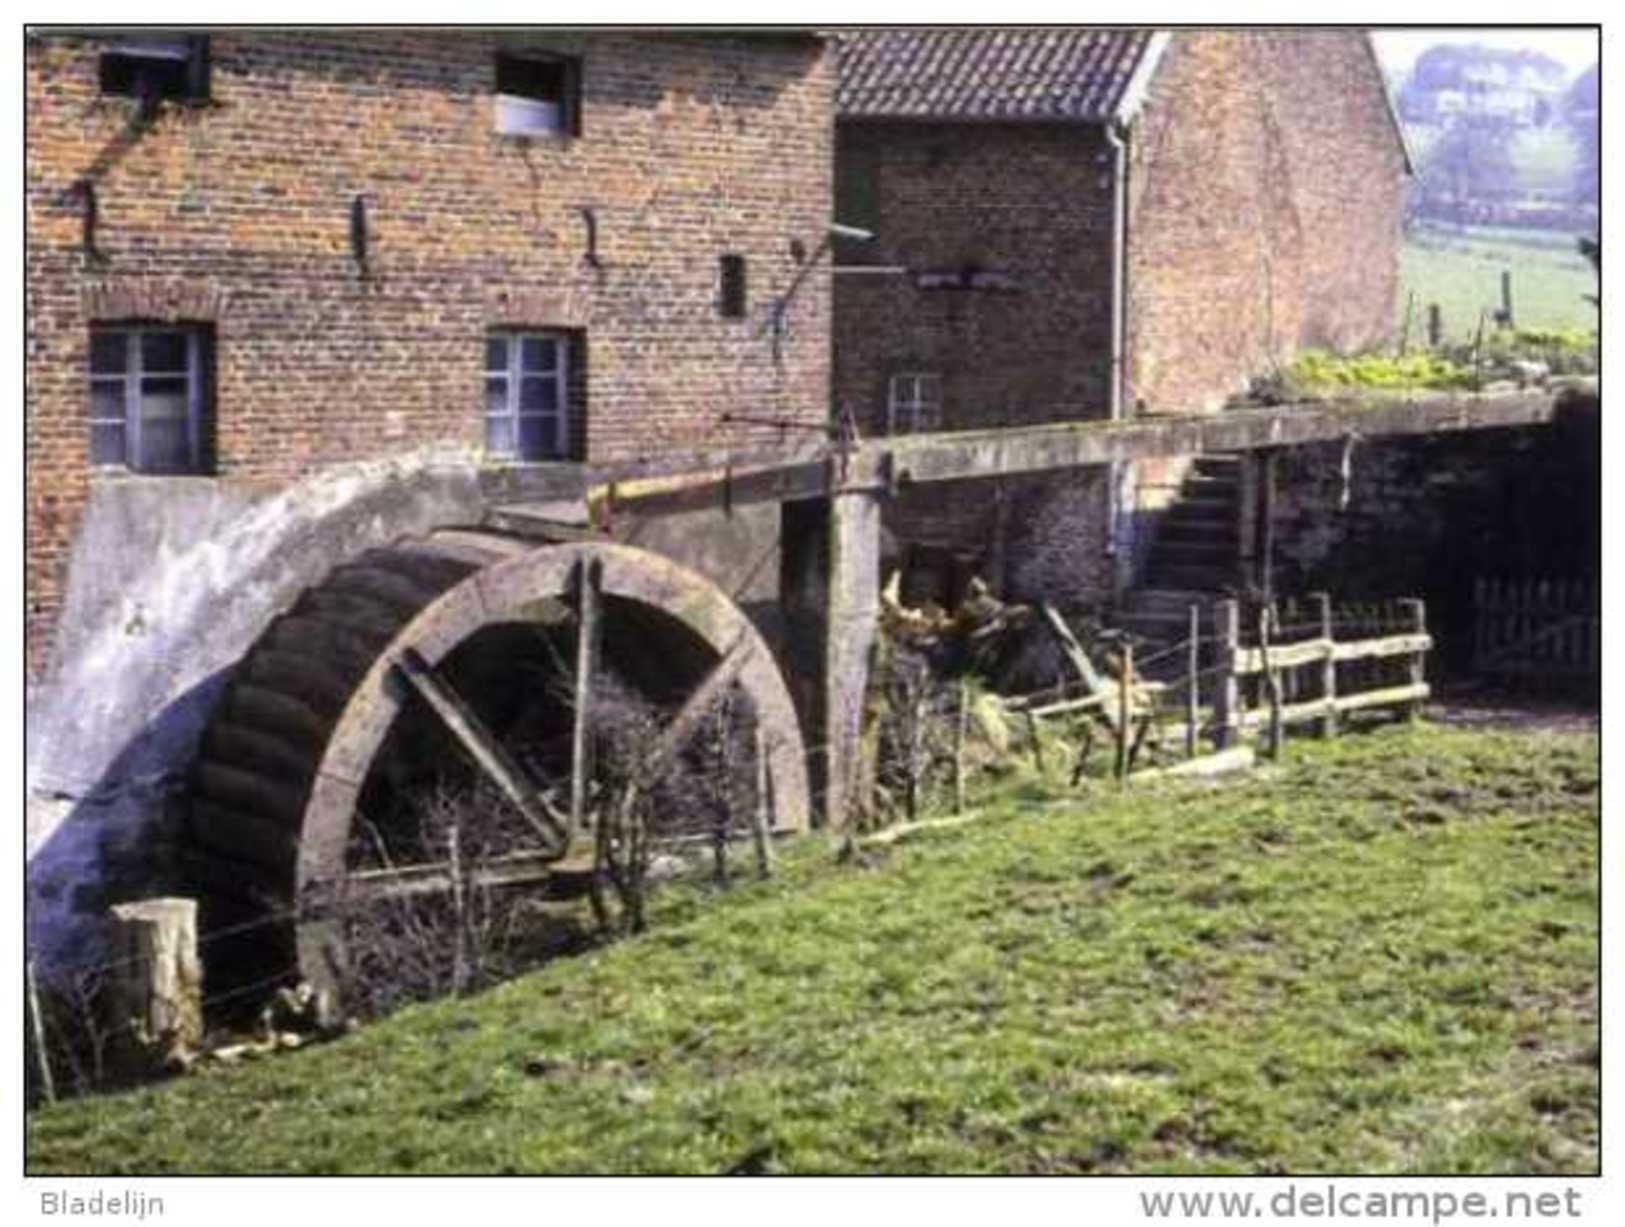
top-left (886, 372), bottom-right (943, 435)
top-left (88, 324), bottom-right (209, 474)
top-left (485, 331), bottom-right (571, 461)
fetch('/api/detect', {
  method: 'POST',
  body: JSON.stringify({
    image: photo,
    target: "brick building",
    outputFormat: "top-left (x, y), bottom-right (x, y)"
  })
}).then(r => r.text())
top-left (26, 28), bottom-right (833, 685)
top-left (831, 29), bottom-right (1411, 611)
top-left (24, 28), bottom-right (835, 967)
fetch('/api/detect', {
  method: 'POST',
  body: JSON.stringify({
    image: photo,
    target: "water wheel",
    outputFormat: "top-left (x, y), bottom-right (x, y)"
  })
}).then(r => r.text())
top-left (184, 531), bottom-right (809, 1009)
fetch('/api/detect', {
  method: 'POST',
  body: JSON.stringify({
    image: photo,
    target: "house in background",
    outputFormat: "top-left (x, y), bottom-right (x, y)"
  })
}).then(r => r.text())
top-left (831, 29), bottom-right (1411, 615)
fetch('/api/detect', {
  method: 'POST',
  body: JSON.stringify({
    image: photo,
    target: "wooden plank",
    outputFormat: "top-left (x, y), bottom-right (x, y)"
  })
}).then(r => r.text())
top-left (1039, 602), bottom-right (1120, 732)
top-left (1312, 592), bottom-right (1336, 739)
top-left (1232, 632), bottom-right (1431, 675)
top-left (343, 848), bottom-right (573, 903)
top-left (393, 649), bottom-right (570, 852)
top-left (1234, 682), bottom-right (1430, 729)
top-left (1130, 745), bottom-right (1255, 782)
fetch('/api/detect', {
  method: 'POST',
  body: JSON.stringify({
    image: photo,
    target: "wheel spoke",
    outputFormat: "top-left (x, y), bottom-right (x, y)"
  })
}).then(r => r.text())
top-left (656, 634), bottom-right (753, 764)
top-left (392, 647), bottom-right (571, 852)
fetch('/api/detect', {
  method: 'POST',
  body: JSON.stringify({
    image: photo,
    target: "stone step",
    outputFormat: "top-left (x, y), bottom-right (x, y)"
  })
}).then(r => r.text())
top-left (1144, 565), bottom-right (1236, 590)
top-left (1190, 456), bottom-right (1242, 479)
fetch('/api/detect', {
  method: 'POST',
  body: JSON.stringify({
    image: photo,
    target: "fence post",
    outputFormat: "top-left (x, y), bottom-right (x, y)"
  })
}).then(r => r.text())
top-left (1214, 599), bottom-right (1239, 751)
top-left (106, 898), bottom-right (203, 1077)
top-left (751, 726), bottom-right (774, 878)
top-left (1500, 270), bottom-right (1514, 328)
top-left (26, 957), bottom-right (55, 1105)
top-left (1115, 640), bottom-right (1134, 783)
top-left (1427, 303), bottom-right (1443, 349)
top-left (1186, 604), bottom-right (1200, 759)
top-left (953, 678), bottom-right (968, 815)
top-left (1312, 592), bottom-right (1336, 739)
top-left (1399, 598), bottom-right (1427, 721)
top-left (1258, 607), bottom-right (1283, 760)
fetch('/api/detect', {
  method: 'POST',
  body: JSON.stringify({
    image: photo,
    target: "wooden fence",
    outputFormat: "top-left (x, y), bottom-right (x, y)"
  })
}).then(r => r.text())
top-left (1214, 595), bottom-right (1430, 750)
top-left (1473, 577), bottom-right (1599, 679)
top-left (1011, 594), bottom-right (1431, 783)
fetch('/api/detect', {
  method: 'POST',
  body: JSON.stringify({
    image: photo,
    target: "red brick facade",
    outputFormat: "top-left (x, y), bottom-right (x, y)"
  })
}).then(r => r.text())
top-left (1126, 31), bottom-right (1408, 416)
top-left (830, 30), bottom-right (1407, 609)
top-left (26, 30), bottom-right (833, 679)
top-left (832, 120), bottom-right (1116, 436)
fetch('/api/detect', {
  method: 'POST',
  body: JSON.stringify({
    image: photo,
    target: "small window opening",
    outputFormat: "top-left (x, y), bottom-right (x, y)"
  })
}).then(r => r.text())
top-left (99, 36), bottom-right (209, 104)
top-left (720, 255), bottom-right (748, 319)
top-left (88, 323), bottom-right (214, 474)
top-left (887, 373), bottom-right (943, 435)
top-left (494, 53), bottom-right (580, 136)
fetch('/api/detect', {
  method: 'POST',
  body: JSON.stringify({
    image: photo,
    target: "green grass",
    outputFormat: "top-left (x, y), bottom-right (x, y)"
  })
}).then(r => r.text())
top-left (1400, 222), bottom-right (1597, 343)
top-left (27, 723), bottom-right (1598, 1175)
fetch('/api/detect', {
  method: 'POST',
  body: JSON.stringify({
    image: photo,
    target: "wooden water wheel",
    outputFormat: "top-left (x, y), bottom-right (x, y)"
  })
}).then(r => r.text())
top-left (184, 531), bottom-right (809, 1008)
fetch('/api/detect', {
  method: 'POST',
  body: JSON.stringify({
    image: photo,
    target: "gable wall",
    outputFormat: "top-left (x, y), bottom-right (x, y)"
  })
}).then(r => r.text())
top-left (1126, 31), bottom-right (1408, 417)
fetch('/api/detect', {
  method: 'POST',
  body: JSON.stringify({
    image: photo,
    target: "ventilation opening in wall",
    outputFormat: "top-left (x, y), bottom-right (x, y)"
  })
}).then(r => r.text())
top-left (99, 36), bottom-right (210, 104)
top-left (720, 255), bottom-right (748, 319)
top-left (494, 53), bottom-right (580, 136)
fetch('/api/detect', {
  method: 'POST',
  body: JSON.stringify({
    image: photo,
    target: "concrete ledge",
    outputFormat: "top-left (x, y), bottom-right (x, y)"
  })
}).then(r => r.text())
top-left (864, 385), bottom-right (1590, 486)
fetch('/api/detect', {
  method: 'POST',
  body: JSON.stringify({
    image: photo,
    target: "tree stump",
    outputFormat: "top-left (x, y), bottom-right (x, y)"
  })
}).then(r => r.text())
top-left (107, 898), bottom-right (203, 1076)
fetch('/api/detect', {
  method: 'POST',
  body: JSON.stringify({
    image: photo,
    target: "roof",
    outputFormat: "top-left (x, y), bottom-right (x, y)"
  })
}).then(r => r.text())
top-left (836, 28), bottom-right (1161, 122)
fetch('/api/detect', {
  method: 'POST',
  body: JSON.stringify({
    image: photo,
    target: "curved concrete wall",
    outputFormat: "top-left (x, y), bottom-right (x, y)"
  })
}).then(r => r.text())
top-left (26, 447), bottom-right (497, 968)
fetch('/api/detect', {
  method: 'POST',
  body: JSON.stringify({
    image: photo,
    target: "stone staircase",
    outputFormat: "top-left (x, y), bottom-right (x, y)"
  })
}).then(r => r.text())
top-left (1117, 454), bottom-right (1245, 677)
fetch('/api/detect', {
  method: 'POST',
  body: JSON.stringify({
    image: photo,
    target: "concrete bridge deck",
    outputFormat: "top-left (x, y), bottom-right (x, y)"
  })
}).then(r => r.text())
top-left (533, 382), bottom-right (1594, 523)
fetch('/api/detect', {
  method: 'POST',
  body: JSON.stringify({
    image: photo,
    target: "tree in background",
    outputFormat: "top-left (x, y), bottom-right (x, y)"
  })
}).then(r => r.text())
top-left (1566, 63), bottom-right (1599, 206)
top-left (1419, 114), bottom-right (1520, 213)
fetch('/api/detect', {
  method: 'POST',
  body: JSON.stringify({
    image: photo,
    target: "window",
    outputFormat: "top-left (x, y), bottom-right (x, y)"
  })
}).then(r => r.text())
top-left (887, 373), bottom-right (943, 435)
top-left (719, 255), bottom-right (748, 318)
top-left (88, 325), bottom-right (213, 474)
top-left (99, 36), bottom-right (209, 104)
top-left (485, 331), bottom-right (570, 460)
top-left (494, 53), bottom-right (580, 137)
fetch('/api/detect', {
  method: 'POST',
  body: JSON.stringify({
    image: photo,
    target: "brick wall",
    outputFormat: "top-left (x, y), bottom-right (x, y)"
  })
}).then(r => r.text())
top-left (1126, 31), bottom-right (1407, 415)
top-left (831, 120), bottom-right (1115, 437)
top-left (26, 30), bottom-right (833, 679)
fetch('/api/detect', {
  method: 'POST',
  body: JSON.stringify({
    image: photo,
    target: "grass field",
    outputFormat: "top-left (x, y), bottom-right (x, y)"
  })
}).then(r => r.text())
top-left (26, 722), bottom-right (1598, 1175)
top-left (1399, 222), bottom-right (1597, 344)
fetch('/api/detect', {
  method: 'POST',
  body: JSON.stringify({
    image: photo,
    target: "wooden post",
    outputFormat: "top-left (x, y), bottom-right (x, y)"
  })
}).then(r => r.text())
top-left (1115, 641), bottom-right (1133, 783)
top-left (1500, 271), bottom-right (1514, 327)
top-left (1427, 303), bottom-right (1443, 348)
top-left (26, 957), bottom-right (55, 1104)
top-left (1399, 290), bottom-right (1416, 353)
top-left (1258, 608), bottom-right (1283, 760)
top-left (447, 823), bottom-right (469, 995)
top-left (1186, 604), bottom-right (1200, 759)
top-left (1214, 599), bottom-right (1240, 751)
top-left (953, 678), bottom-right (968, 815)
top-left (751, 726), bottom-right (774, 878)
top-left (1258, 449), bottom-right (1278, 602)
top-left (570, 557), bottom-right (602, 837)
top-left (106, 898), bottom-right (202, 1075)
top-left (1312, 592), bottom-right (1336, 739)
top-left (1026, 709), bottom-right (1047, 776)
top-left (1399, 598), bottom-right (1427, 721)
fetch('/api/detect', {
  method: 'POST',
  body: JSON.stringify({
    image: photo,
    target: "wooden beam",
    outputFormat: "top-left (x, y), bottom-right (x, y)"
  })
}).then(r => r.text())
top-left (393, 649), bottom-right (570, 853)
